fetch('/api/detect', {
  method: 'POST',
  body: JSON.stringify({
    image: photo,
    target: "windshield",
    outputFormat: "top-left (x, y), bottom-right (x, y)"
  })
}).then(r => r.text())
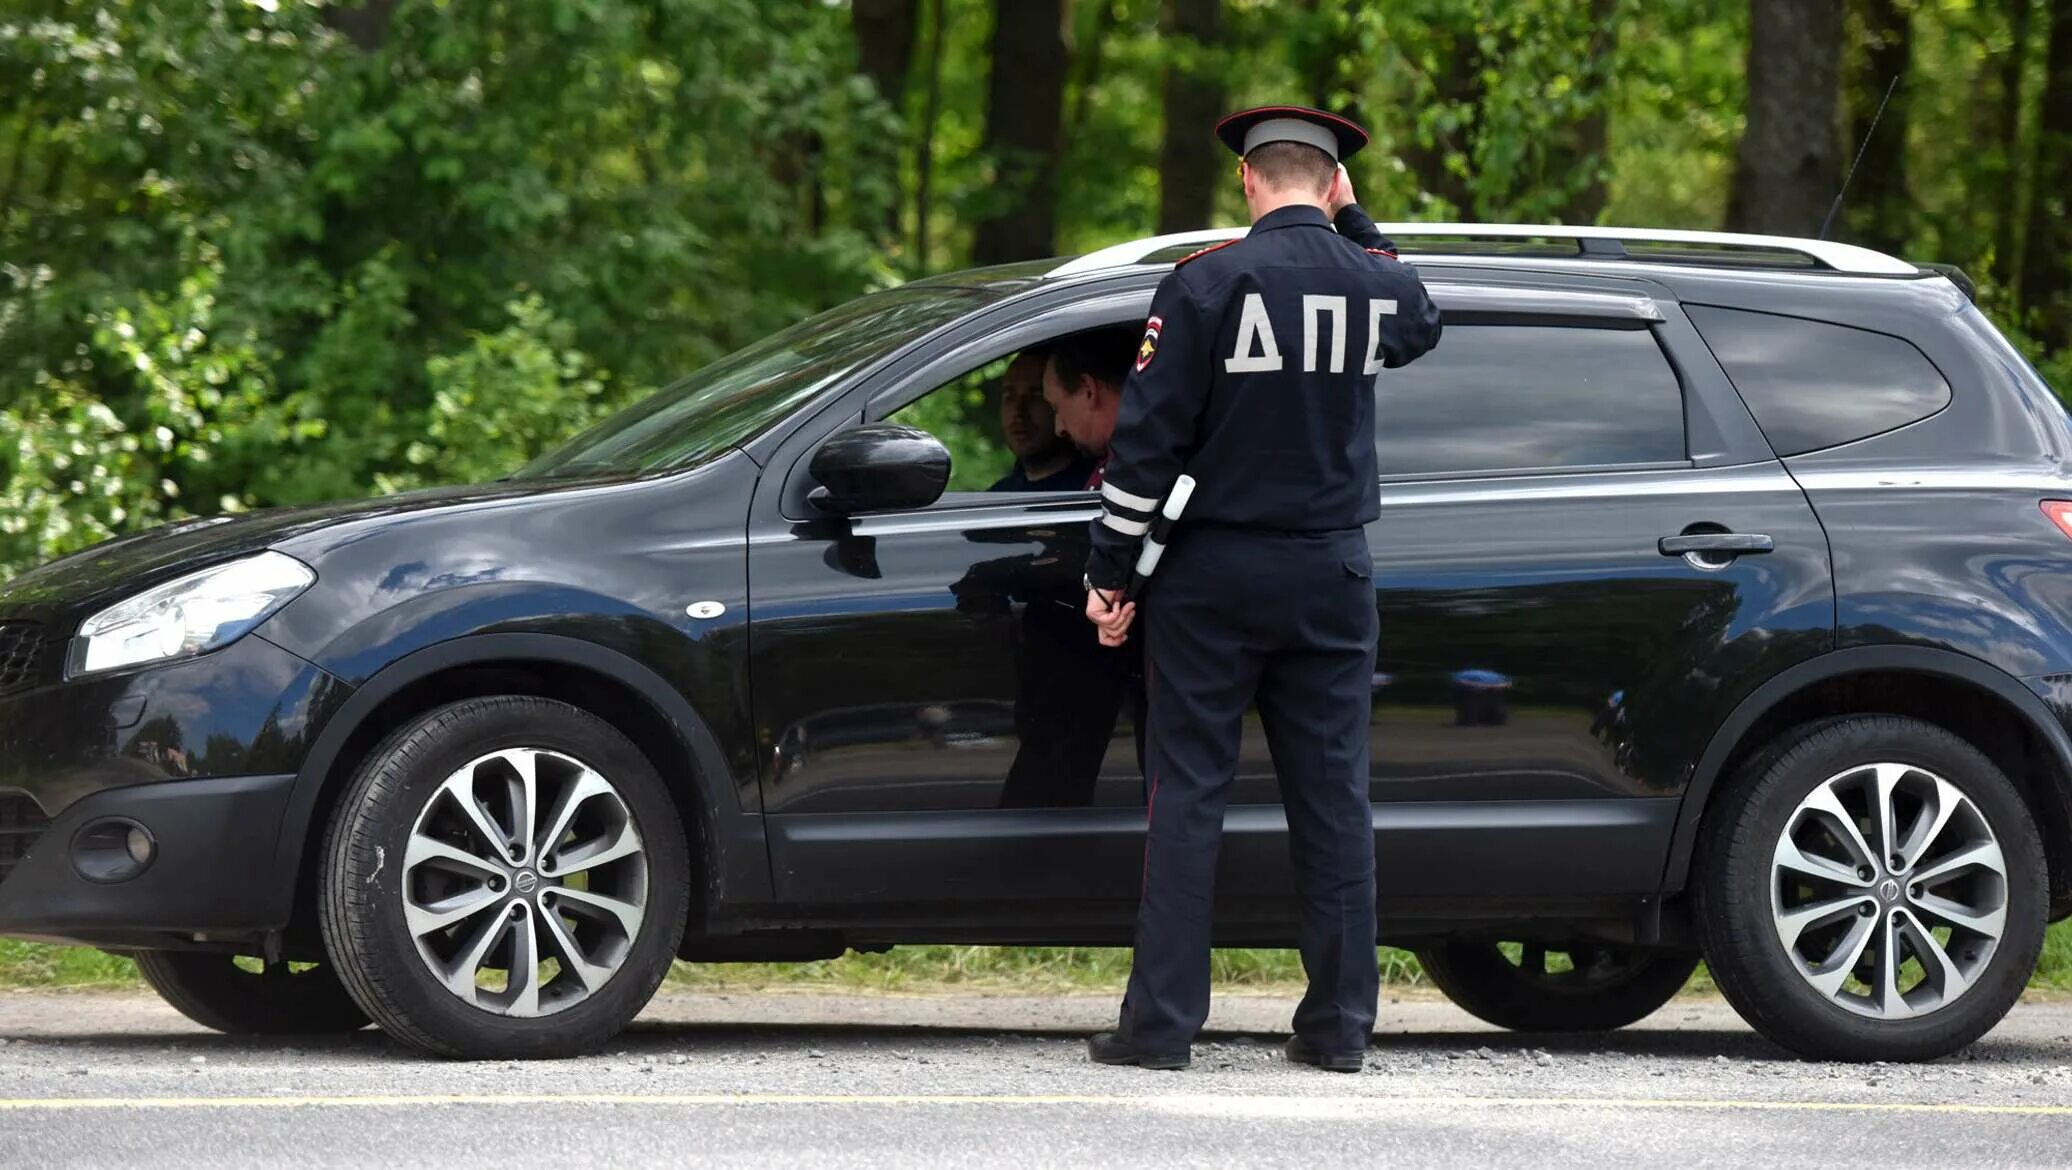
top-left (515, 285), bottom-right (997, 479)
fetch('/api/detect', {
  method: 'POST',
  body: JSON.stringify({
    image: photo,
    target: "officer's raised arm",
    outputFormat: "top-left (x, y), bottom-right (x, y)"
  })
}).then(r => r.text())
top-left (1086, 272), bottom-right (1213, 593)
top-left (1329, 168), bottom-right (1443, 368)
top-left (1330, 201), bottom-right (1396, 255)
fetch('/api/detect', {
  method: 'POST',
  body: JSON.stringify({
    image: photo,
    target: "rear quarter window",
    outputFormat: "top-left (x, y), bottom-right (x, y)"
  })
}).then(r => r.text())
top-left (1685, 305), bottom-right (1952, 457)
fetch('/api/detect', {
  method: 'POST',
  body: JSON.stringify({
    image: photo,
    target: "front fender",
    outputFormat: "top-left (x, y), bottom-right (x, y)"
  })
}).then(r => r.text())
top-left (270, 631), bottom-right (770, 928)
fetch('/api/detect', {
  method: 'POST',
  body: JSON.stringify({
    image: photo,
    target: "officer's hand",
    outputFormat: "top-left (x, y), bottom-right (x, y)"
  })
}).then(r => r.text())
top-left (1084, 587), bottom-right (1136, 646)
top-left (1327, 164), bottom-right (1357, 215)
top-left (1095, 601), bottom-right (1136, 646)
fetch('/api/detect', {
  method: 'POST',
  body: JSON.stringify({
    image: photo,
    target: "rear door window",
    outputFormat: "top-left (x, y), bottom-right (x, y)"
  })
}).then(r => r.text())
top-left (1686, 305), bottom-right (1952, 456)
top-left (1375, 324), bottom-right (1686, 477)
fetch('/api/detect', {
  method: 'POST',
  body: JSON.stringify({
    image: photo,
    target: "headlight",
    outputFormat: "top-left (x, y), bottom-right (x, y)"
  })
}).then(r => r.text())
top-left (68, 551), bottom-right (316, 677)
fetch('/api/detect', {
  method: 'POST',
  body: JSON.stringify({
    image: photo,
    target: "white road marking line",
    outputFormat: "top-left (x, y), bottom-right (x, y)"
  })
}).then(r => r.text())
top-left (0, 1092), bottom-right (2068, 1116)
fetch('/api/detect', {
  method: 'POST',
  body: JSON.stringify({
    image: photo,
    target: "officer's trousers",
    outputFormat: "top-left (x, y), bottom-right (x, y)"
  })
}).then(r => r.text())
top-left (1118, 526), bottom-right (1380, 1055)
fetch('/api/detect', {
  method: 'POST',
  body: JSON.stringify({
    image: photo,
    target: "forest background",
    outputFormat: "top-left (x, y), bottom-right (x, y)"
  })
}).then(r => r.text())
top-left (5, 0), bottom-right (2072, 989)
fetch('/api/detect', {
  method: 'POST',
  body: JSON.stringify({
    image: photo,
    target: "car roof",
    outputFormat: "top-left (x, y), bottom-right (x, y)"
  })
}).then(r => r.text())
top-left (884, 224), bottom-right (1969, 360)
top-left (929, 223), bottom-right (1968, 321)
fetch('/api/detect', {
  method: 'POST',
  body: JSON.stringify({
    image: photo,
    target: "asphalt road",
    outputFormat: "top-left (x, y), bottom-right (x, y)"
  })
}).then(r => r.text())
top-left (4, 988), bottom-right (2072, 1167)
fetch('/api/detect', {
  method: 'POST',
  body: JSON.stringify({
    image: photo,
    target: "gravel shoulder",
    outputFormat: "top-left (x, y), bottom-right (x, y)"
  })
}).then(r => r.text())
top-left (3, 988), bottom-right (2072, 1167)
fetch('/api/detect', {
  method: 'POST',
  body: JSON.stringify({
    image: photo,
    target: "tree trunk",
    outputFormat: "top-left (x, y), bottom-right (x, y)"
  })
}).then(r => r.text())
top-left (1995, 0), bottom-right (2037, 292)
top-left (322, 0), bottom-right (400, 51)
top-left (1400, 23), bottom-right (1483, 218)
top-left (852, 0), bottom-right (918, 246)
top-left (1553, 0), bottom-right (1618, 224)
top-left (1066, 1), bottom-right (1119, 147)
top-left (1157, 0), bottom-right (1225, 233)
top-left (2022, 0), bottom-right (2072, 345)
top-left (0, 111), bottom-right (36, 227)
top-left (770, 130), bottom-right (828, 239)
top-left (914, 0), bottom-right (948, 270)
top-left (1727, 0), bottom-right (1845, 235)
top-left (971, 0), bottom-right (1072, 266)
top-left (853, 0), bottom-right (918, 106)
top-left (1845, 0), bottom-right (1913, 254)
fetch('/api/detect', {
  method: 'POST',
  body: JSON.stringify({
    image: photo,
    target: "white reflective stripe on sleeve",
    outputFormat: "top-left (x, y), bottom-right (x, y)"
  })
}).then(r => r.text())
top-left (1101, 512), bottom-right (1152, 537)
top-left (1101, 482), bottom-right (1159, 512)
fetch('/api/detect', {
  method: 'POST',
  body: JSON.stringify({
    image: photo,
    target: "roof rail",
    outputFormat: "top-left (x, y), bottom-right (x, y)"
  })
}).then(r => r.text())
top-left (1049, 229), bottom-right (1241, 277)
top-left (1046, 223), bottom-right (1922, 278)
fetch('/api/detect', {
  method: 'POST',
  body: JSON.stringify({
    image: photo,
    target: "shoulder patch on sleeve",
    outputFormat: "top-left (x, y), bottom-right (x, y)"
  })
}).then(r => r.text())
top-left (1176, 239), bottom-right (1240, 267)
top-left (1135, 315), bottom-right (1163, 372)
top-left (1366, 247), bottom-right (1399, 260)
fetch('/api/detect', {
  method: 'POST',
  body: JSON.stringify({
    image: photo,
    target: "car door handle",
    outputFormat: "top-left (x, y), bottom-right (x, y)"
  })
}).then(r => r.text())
top-left (1658, 533), bottom-right (1774, 556)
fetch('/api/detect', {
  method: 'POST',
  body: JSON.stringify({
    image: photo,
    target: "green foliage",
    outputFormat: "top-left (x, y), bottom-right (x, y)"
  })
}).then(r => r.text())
top-left (0, 0), bottom-right (897, 575)
top-left (391, 295), bottom-right (622, 491)
top-left (0, 938), bottom-right (137, 987)
top-left (663, 944), bottom-right (1428, 992)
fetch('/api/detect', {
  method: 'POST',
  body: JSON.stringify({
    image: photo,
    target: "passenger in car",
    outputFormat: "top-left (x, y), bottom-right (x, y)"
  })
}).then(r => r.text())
top-left (990, 347), bottom-right (1097, 492)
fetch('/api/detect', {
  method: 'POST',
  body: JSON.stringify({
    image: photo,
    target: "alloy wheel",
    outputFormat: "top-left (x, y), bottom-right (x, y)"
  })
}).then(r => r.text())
top-left (401, 747), bottom-right (648, 1018)
top-left (1770, 761), bottom-right (2008, 1019)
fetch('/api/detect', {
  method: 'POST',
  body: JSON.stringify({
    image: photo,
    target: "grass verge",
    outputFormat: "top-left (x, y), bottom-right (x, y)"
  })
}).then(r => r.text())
top-left (8, 919), bottom-right (2072, 996)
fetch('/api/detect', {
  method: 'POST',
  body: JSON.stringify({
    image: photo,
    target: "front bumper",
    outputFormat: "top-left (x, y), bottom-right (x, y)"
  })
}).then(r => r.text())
top-left (0, 773), bottom-right (297, 946)
top-left (0, 633), bottom-right (351, 946)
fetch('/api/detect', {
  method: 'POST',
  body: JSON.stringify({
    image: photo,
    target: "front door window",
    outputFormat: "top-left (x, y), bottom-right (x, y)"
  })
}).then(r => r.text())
top-left (751, 330), bottom-right (1146, 817)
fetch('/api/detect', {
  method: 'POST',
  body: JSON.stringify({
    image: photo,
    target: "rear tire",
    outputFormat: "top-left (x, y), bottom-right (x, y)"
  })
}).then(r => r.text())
top-left (135, 950), bottom-right (371, 1035)
top-left (1415, 941), bottom-right (1696, 1031)
top-left (1694, 714), bottom-right (2046, 1062)
top-left (319, 696), bottom-right (689, 1059)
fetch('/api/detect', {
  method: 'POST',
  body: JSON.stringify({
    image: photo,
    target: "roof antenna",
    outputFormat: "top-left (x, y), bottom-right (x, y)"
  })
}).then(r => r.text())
top-left (1818, 74), bottom-right (1901, 242)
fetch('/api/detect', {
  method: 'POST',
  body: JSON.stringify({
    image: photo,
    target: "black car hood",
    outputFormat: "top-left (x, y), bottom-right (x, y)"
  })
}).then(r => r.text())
top-left (0, 479), bottom-right (600, 620)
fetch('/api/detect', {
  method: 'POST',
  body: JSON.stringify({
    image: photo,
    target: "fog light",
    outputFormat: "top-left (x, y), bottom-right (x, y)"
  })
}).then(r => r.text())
top-left (125, 826), bottom-right (153, 866)
top-left (72, 818), bottom-right (155, 883)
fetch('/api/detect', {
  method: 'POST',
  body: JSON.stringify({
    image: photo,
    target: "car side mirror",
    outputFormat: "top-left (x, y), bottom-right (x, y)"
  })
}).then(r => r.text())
top-left (807, 423), bottom-right (952, 514)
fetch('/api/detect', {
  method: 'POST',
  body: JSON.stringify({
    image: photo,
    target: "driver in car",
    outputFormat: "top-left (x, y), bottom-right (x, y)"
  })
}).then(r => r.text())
top-left (990, 347), bottom-right (1097, 492)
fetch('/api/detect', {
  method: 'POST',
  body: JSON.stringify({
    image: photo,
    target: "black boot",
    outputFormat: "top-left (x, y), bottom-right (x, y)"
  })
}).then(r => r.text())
top-left (1284, 1034), bottom-right (1364, 1073)
top-left (1087, 1031), bottom-right (1190, 1070)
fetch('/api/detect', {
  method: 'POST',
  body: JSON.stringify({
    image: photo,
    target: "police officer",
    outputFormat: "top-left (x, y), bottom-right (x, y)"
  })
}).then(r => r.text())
top-left (1082, 105), bottom-right (1442, 1072)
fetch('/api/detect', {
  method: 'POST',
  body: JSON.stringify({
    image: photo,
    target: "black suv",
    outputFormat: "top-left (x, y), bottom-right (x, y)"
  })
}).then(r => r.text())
top-left (0, 224), bottom-right (2063, 1063)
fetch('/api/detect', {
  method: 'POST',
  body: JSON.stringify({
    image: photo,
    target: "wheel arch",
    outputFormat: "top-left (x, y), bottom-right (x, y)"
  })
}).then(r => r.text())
top-left (1663, 645), bottom-right (2072, 918)
top-left (273, 633), bottom-right (769, 945)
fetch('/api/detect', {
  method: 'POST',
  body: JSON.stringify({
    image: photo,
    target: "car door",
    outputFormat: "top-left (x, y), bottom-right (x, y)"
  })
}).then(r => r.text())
top-left (746, 284), bottom-right (1162, 911)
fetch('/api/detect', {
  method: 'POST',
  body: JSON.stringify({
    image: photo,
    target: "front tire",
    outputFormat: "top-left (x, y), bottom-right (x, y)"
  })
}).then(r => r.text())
top-left (1415, 941), bottom-right (1697, 1031)
top-left (1694, 715), bottom-right (2046, 1062)
top-left (319, 697), bottom-right (689, 1059)
top-left (135, 950), bottom-right (371, 1035)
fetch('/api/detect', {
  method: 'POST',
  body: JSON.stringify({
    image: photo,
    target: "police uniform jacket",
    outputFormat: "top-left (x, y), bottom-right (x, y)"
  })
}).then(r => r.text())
top-left (1087, 203), bottom-right (1444, 589)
